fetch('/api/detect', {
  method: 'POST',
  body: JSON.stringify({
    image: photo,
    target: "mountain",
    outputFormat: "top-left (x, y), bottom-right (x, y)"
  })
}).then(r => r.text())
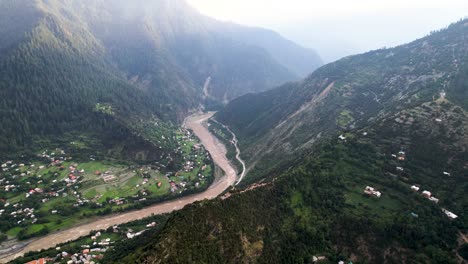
top-left (214, 22), bottom-right (323, 77)
top-left (0, 0), bottom-right (321, 155)
top-left (217, 19), bottom-right (468, 182)
top-left (99, 19), bottom-right (468, 264)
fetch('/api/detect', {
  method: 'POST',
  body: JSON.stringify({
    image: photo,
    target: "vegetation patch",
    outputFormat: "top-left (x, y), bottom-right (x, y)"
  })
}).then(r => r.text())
top-left (336, 110), bottom-right (355, 127)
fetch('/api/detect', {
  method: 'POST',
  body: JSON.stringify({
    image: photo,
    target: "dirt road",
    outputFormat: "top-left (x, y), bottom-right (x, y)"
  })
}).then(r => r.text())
top-left (0, 112), bottom-right (237, 263)
top-left (211, 119), bottom-right (246, 185)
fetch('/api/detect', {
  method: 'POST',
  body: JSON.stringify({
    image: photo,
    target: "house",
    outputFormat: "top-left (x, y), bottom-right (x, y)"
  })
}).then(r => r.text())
top-left (422, 190), bottom-right (431, 198)
top-left (26, 258), bottom-right (51, 264)
top-left (443, 172), bottom-right (451, 176)
top-left (410, 212), bottom-right (419, 218)
top-left (338, 135), bottom-right (346, 140)
top-left (396, 167), bottom-right (404, 171)
top-left (435, 118), bottom-right (442, 122)
top-left (429, 197), bottom-right (439, 204)
top-left (364, 186), bottom-right (381, 198)
top-left (411, 185), bottom-right (420, 192)
top-left (442, 209), bottom-right (458, 219)
top-left (146, 222), bottom-right (157, 228)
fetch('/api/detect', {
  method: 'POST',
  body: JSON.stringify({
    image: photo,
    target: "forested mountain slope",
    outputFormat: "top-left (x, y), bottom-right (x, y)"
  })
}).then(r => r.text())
top-left (0, 0), bottom-right (321, 155)
top-left (106, 100), bottom-right (467, 263)
top-left (103, 37), bottom-right (468, 260)
top-left (217, 19), bottom-right (468, 182)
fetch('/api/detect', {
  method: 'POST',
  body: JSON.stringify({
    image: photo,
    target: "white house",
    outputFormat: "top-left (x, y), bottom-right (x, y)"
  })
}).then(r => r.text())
top-left (422, 190), bottom-right (431, 198)
top-left (364, 186), bottom-right (382, 198)
top-left (442, 209), bottom-right (458, 219)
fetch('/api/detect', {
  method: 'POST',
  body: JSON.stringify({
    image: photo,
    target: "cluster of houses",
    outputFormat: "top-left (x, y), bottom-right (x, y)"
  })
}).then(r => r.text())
top-left (361, 146), bottom-right (459, 221)
top-left (421, 190), bottom-right (439, 204)
top-left (65, 164), bottom-right (85, 185)
top-left (391, 150), bottom-right (406, 161)
top-left (3, 206), bottom-right (37, 225)
top-left (27, 221), bottom-right (162, 264)
top-left (0, 150), bottom-right (91, 231)
top-left (388, 147), bottom-right (458, 220)
top-left (183, 160), bottom-right (196, 172)
top-left (411, 185), bottom-right (457, 219)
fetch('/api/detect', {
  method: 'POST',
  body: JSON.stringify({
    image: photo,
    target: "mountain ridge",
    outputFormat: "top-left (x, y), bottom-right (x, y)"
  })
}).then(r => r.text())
top-left (0, 0), bottom-right (321, 154)
top-left (217, 18), bottom-right (468, 182)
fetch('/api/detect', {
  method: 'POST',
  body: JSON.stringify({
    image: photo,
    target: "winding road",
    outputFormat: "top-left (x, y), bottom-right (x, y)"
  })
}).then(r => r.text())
top-left (212, 119), bottom-right (246, 185)
top-left (0, 112), bottom-right (238, 263)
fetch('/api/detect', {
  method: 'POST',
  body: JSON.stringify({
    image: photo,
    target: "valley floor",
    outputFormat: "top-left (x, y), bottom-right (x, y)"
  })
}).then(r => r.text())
top-left (0, 112), bottom-right (238, 263)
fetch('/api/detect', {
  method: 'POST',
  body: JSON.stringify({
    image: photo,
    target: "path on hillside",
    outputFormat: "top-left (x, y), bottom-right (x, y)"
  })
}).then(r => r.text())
top-left (0, 112), bottom-right (237, 263)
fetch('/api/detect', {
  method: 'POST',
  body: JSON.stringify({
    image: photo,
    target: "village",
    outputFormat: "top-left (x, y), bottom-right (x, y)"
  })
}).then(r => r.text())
top-left (360, 145), bottom-right (458, 220)
top-left (338, 106), bottom-right (459, 222)
top-left (23, 215), bottom-right (165, 264)
top-left (0, 127), bottom-right (214, 244)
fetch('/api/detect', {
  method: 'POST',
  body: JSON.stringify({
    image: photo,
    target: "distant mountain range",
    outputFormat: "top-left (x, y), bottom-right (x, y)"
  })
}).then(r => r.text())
top-left (0, 0), bottom-right (321, 154)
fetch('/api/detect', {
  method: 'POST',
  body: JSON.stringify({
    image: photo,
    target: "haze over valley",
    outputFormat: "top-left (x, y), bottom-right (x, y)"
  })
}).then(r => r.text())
top-left (0, 1), bottom-right (467, 263)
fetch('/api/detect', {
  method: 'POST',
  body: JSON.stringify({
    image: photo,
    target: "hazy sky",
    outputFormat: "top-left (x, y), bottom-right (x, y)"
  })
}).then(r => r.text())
top-left (187, 0), bottom-right (468, 62)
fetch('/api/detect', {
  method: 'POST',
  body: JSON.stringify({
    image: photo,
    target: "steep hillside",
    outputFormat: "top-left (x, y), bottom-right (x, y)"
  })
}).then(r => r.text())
top-left (40, 0), bottom-right (316, 102)
top-left (0, 1), bottom-right (164, 155)
top-left (217, 19), bottom-right (468, 182)
top-left (101, 78), bottom-right (467, 263)
top-left (17, 97), bottom-right (467, 263)
top-left (0, 0), bottom-right (321, 155)
top-left (105, 106), bottom-right (467, 262)
top-left (9, 18), bottom-right (467, 264)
